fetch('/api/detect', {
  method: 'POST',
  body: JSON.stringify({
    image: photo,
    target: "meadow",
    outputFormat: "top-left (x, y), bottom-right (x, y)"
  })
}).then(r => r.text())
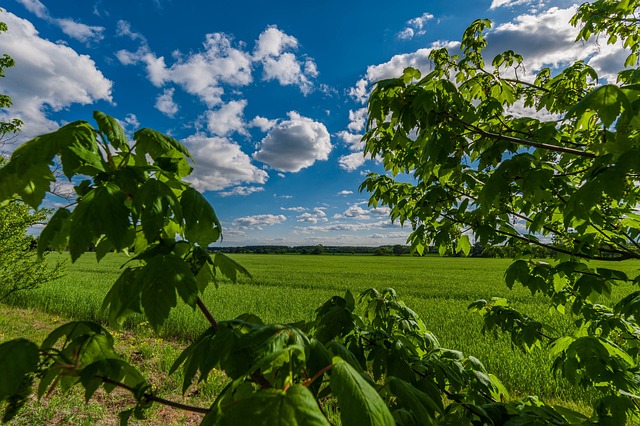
top-left (5, 252), bottom-right (640, 413)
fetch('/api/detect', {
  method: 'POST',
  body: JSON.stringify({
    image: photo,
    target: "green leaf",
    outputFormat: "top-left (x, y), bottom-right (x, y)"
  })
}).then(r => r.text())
top-left (330, 359), bottom-right (395, 426)
top-left (38, 208), bottom-right (71, 256)
top-left (205, 385), bottom-right (329, 426)
top-left (214, 252), bottom-right (252, 283)
top-left (101, 267), bottom-right (143, 325)
top-left (389, 377), bottom-right (440, 424)
top-left (133, 128), bottom-right (191, 161)
top-left (69, 183), bottom-right (133, 261)
top-left (135, 179), bottom-right (183, 242)
top-left (456, 234), bottom-right (471, 256)
top-left (181, 187), bottom-right (222, 246)
top-left (93, 111), bottom-right (127, 151)
top-left (0, 339), bottom-right (39, 401)
top-left (566, 84), bottom-right (631, 128)
top-left (139, 254), bottom-right (198, 331)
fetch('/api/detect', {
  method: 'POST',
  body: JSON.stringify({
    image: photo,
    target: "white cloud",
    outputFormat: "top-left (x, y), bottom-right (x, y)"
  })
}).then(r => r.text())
top-left (253, 111), bottom-right (332, 172)
top-left (337, 204), bottom-right (391, 220)
top-left (253, 26), bottom-right (298, 60)
top-left (218, 186), bottom-right (264, 197)
top-left (155, 88), bottom-right (179, 117)
top-left (490, 0), bottom-right (543, 9)
top-left (343, 204), bottom-right (371, 220)
top-left (16, 0), bottom-right (104, 43)
top-left (338, 190), bottom-right (353, 195)
top-left (397, 28), bottom-right (415, 41)
top-left (347, 108), bottom-right (367, 132)
top-left (116, 20), bottom-right (146, 43)
top-left (350, 42), bottom-right (459, 103)
top-left (16, 0), bottom-right (47, 18)
top-left (338, 152), bottom-right (367, 172)
top-left (182, 135), bottom-right (268, 192)
top-left (296, 212), bottom-right (328, 223)
top-left (233, 214), bottom-right (287, 229)
top-left (336, 131), bottom-right (365, 152)
top-left (0, 12), bottom-right (112, 139)
top-left (56, 18), bottom-right (104, 43)
top-left (204, 99), bottom-right (247, 136)
top-left (281, 206), bottom-right (307, 212)
top-left (116, 113), bottom-right (140, 135)
top-left (249, 116), bottom-right (277, 132)
top-left (117, 32), bottom-right (253, 107)
top-left (117, 24), bottom-right (320, 105)
top-left (296, 220), bottom-right (392, 233)
top-left (254, 26), bottom-right (318, 95)
top-left (397, 12), bottom-right (434, 40)
top-left (487, 6), bottom-right (628, 82)
top-left (262, 52), bottom-right (315, 94)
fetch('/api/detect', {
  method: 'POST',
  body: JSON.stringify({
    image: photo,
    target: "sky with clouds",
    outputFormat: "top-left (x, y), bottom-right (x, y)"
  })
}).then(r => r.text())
top-left (0, 0), bottom-right (629, 246)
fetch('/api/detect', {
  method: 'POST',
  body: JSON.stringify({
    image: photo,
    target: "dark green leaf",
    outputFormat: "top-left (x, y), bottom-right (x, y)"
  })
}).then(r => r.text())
top-left (330, 359), bottom-right (394, 426)
top-left (0, 339), bottom-right (39, 401)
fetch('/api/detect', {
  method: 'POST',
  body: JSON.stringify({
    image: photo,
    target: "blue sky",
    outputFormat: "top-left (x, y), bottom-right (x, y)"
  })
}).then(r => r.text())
top-left (0, 0), bottom-right (628, 246)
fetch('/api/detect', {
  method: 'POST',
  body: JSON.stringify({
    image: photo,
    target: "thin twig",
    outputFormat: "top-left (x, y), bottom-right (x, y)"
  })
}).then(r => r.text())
top-left (97, 376), bottom-right (210, 414)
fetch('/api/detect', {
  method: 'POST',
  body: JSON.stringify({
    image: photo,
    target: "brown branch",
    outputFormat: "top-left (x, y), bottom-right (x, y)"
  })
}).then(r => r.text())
top-left (302, 364), bottom-right (335, 387)
top-left (448, 115), bottom-right (597, 158)
top-left (196, 298), bottom-right (218, 331)
top-left (97, 376), bottom-right (210, 414)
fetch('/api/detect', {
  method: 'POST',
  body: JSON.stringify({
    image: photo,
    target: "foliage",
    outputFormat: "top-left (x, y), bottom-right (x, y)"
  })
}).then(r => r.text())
top-left (0, 14), bottom-right (60, 302)
top-left (361, 0), bottom-right (640, 423)
top-left (0, 12), bottom-right (22, 139)
top-left (0, 109), bottom-right (590, 425)
top-left (0, 192), bottom-right (63, 302)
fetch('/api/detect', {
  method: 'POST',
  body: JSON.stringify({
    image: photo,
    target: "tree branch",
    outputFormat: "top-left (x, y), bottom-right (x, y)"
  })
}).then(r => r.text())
top-left (448, 114), bottom-right (597, 158)
top-left (97, 376), bottom-right (210, 415)
top-left (196, 298), bottom-right (218, 331)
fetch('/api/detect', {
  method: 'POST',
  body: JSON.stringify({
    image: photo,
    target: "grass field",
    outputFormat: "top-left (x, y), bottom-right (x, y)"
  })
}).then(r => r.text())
top-left (4, 252), bottom-right (640, 417)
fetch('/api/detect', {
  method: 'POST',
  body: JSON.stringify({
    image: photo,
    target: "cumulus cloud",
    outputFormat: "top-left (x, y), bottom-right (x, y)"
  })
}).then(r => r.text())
top-left (155, 88), bottom-right (179, 117)
top-left (349, 42), bottom-right (459, 103)
top-left (249, 116), bottom-right (277, 132)
top-left (397, 12), bottom-right (434, 40)
top-left (218, 186), bottom-right (264, 197)
top-left (338, 190), bottom-right (353, 195)
top-left (336, 131), bottom-right (365, 152)
top-left (254, 26), bottom-right (318, 94)
top-left (182, 135), bottom-right (269, 192)
top-left (117, 24), bottom-right (319, 106)
top-left (335, 204), bottom-right (391, 220)
top-left (338, 152), bottom-right (368, 172)
top-left (0, 12), bottom-right (112, 138)
top-left (117, 31), bottom-right (253, 107)
top-left (16, 0), bottom-right (104, 43)
top-left (296, 220), bottom-right (392, 233)
top-left (204, 99), bottom-right (248, 136)
top-left (253, 111), bottom-right (332, 172)
top-left (233, 214), bottom-right (287, 229)
top-left (281, 206), bottom-right (307, 212)
top-left (486, 6), bottom-right (628, 82)
top-left (296, 210), bottom-right (328, 223)
top-left (253, 26), bottom-right (298, 60)
top-left (347, 108), bottom-right (368, 132)
top-left (352, 4), bottom-right (629, 108)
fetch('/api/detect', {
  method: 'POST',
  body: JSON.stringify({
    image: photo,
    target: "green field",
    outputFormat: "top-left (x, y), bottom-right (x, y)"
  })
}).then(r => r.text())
top-left (5, 252), bottom-right (640, 410)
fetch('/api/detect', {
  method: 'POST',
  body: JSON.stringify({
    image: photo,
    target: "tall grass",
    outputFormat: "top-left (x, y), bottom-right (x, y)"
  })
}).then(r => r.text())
top-left (6, 252), bottom-right (640, 406)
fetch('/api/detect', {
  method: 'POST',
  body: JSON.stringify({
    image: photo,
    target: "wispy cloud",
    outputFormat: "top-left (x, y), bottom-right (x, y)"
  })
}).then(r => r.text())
top-left (16, 0), bottom-right (104, 43)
